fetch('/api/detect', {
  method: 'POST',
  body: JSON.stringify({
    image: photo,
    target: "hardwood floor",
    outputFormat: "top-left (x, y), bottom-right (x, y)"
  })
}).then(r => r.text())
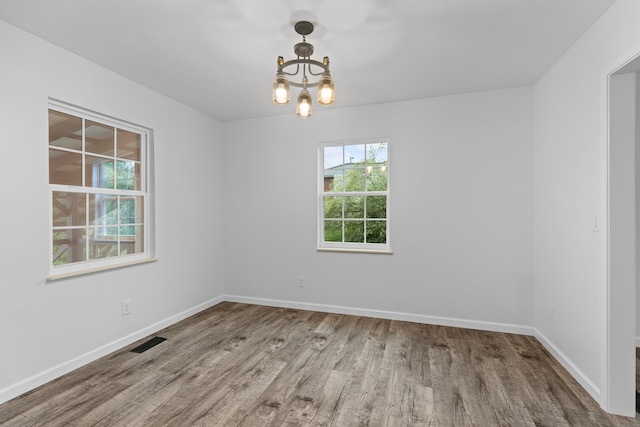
top-left (637, 348), bottom-right (640, 415)
top-left (1, 302), bottom-right (639, 426)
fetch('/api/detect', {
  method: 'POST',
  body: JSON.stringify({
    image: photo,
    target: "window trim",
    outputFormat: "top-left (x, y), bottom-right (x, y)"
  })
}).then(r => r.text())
top-left (317, 137), bottom-right (392, 254)
top-left (48, 99), bottom-right (154, 278)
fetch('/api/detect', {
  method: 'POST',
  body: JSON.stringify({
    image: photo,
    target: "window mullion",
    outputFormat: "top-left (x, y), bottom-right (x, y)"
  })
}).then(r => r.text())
top-left (364, 196), bottom-right (368, 243)
top-left (117, 195), bottom-right (121, 256)
top-left (341, 196), bottom-right (345, 243)
top-left (50, 185), bottom-right (141, 196)
top-left (81, 118), bottom-right (89, 262)
top-left (81, 118), bottom-right (86, 187)
top-left (141, 134), bottom-right (146, 192)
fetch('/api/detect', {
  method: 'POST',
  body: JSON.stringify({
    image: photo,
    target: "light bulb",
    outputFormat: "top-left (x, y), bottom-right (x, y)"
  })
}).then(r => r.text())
top-left (320, 87), bottom-right (333, 102)
top-left (272, 73), bottom-right (290, 105)
top-left (298, 100), bottom-right (310, 117)
top-left (317, 72), bottom-right (335, 106)
top-left (275, 85), bottom-right (288, 104)
top-left (296, 88), bottom-right (312, 118)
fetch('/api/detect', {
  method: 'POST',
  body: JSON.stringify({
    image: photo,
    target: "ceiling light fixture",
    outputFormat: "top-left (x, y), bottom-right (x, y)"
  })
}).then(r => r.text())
top-left (272, 21), bottom-right (335, 118)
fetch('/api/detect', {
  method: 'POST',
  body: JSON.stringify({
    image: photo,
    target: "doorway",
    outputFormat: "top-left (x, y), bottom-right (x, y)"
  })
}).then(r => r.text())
top-left (607, 57), bottom-right (640, 416)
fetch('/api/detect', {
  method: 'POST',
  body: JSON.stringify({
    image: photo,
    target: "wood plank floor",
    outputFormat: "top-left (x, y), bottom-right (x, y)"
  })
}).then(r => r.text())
top-left (1, 302), bottom-right (639, 426)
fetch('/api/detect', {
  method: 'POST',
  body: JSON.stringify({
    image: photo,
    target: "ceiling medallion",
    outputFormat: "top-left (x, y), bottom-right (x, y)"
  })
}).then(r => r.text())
top-left (272, 21), bottom-right (335, 118)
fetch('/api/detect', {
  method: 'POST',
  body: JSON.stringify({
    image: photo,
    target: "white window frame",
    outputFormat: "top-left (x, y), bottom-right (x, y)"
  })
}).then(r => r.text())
top-left (48, 100), bottom-right (154, 279)
top-left (317, 137), bottom-right (392, 254)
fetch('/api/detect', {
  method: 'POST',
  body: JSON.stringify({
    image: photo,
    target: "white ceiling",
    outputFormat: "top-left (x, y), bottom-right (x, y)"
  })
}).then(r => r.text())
top-left (0, 0), bottom-right (616, 121)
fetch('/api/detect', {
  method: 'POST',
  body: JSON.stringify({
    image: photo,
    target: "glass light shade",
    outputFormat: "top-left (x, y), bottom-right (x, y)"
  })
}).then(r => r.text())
top-left (272, 73), bottom-right (290, 105)
top-left (317, 73), bottom-right (335, 106)
top-left (296, 89), bottom-right (312, 118)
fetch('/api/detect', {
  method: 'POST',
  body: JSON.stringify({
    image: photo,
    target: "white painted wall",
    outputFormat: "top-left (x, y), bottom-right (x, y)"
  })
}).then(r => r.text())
top-left (533, 0), bottom-right (640, 415)
top-left (223, 87), bottom-right (534, 332)
top-left (0, 21), bottom-right (225, 403)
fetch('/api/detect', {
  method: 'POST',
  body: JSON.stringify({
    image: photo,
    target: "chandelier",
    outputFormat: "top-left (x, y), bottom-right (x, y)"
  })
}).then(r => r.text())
top-left (272, 21), bottom-right (335, 118)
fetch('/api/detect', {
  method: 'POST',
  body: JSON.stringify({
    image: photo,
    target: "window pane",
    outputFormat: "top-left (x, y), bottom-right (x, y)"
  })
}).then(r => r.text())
top-left (366, 196), bottom-right (386, 219)
top-left (89, 194), bottom-right (117, 226)
top-left (49, 149), bottom-right (82, 186)
top-left (116, 160), bottom-right (140, 190)
top-left (324, 196), bottom-right (342, 219)
top-left (344, 220), bottom-right (364, 243)
top-left (52, 228), bottom-right (86, 265)
top-left (120, 225), bottom-right (144, 255)
top-left (49, 110), bottom-right (82, 151)
top-left (324, 220), bottom-right (342, 242)
top-left (324, 146), bottom-right (344, 192)
top-left (366, 168), bottom-right (388, 191)
top-left (366, 220), bottom-right (387, 244)
top-left (85, 156), bottom-right (114, 189)
top-left (85, 120), bottom-right (114, 156)
top-left (117, 129), bottom-right (141, 161)
top-left (52, 192), bottom-right (86, 226)
top-left (327, 171), bottom-right (344, 192)
top-left (120, 197), bottom-right (143, 224)
top-left (365, 142), bottom-right (388, 191)
top-left (344, 196), bottom-right (364, 218)
top-left (88, 227), bottom-right (118, 260)
top-left (344, 168), bottom-right (365, 192)
top-left (366, 142), bottom-right (387, 164)
top-left (324, 146), bottom-right (343, 169)
top-left (344, 144), bottom-right (365, 165)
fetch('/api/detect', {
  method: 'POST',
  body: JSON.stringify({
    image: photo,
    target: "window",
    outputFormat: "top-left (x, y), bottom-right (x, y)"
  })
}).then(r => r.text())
top-left (48, 101), bottom-right (151, 278)
top-left (319, 138), bottom-right (391, 253)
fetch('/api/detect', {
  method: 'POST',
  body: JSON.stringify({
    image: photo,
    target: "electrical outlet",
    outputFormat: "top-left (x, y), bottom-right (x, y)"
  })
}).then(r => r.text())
top-left (121, 299), bottom-right (132, 316)
top-left (298, 276), bottom-right (304, 287)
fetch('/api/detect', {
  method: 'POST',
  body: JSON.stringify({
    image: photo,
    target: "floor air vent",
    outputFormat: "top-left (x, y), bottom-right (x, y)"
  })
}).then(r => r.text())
top-left (130, 337), bottom-right (167, 353)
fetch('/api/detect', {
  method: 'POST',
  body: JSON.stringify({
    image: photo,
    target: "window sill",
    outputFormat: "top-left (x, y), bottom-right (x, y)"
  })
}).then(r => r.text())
top-left (316, 247), bottom-right (393, 255)
top-left (47, 257), bottom-right (158, 281)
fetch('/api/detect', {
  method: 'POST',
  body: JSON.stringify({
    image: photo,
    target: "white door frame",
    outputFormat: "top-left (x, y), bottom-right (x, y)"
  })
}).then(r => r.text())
top-left (604, 58), bottom-right (639, 417)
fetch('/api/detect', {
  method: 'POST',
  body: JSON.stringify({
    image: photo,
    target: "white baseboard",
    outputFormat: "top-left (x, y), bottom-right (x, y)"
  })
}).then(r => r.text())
top-left (224, 295), bottom-right (534, 336)
top-left (533, 328), bottom-right (601, 402)
top-left (0, 296), bottom-right (224, 405)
